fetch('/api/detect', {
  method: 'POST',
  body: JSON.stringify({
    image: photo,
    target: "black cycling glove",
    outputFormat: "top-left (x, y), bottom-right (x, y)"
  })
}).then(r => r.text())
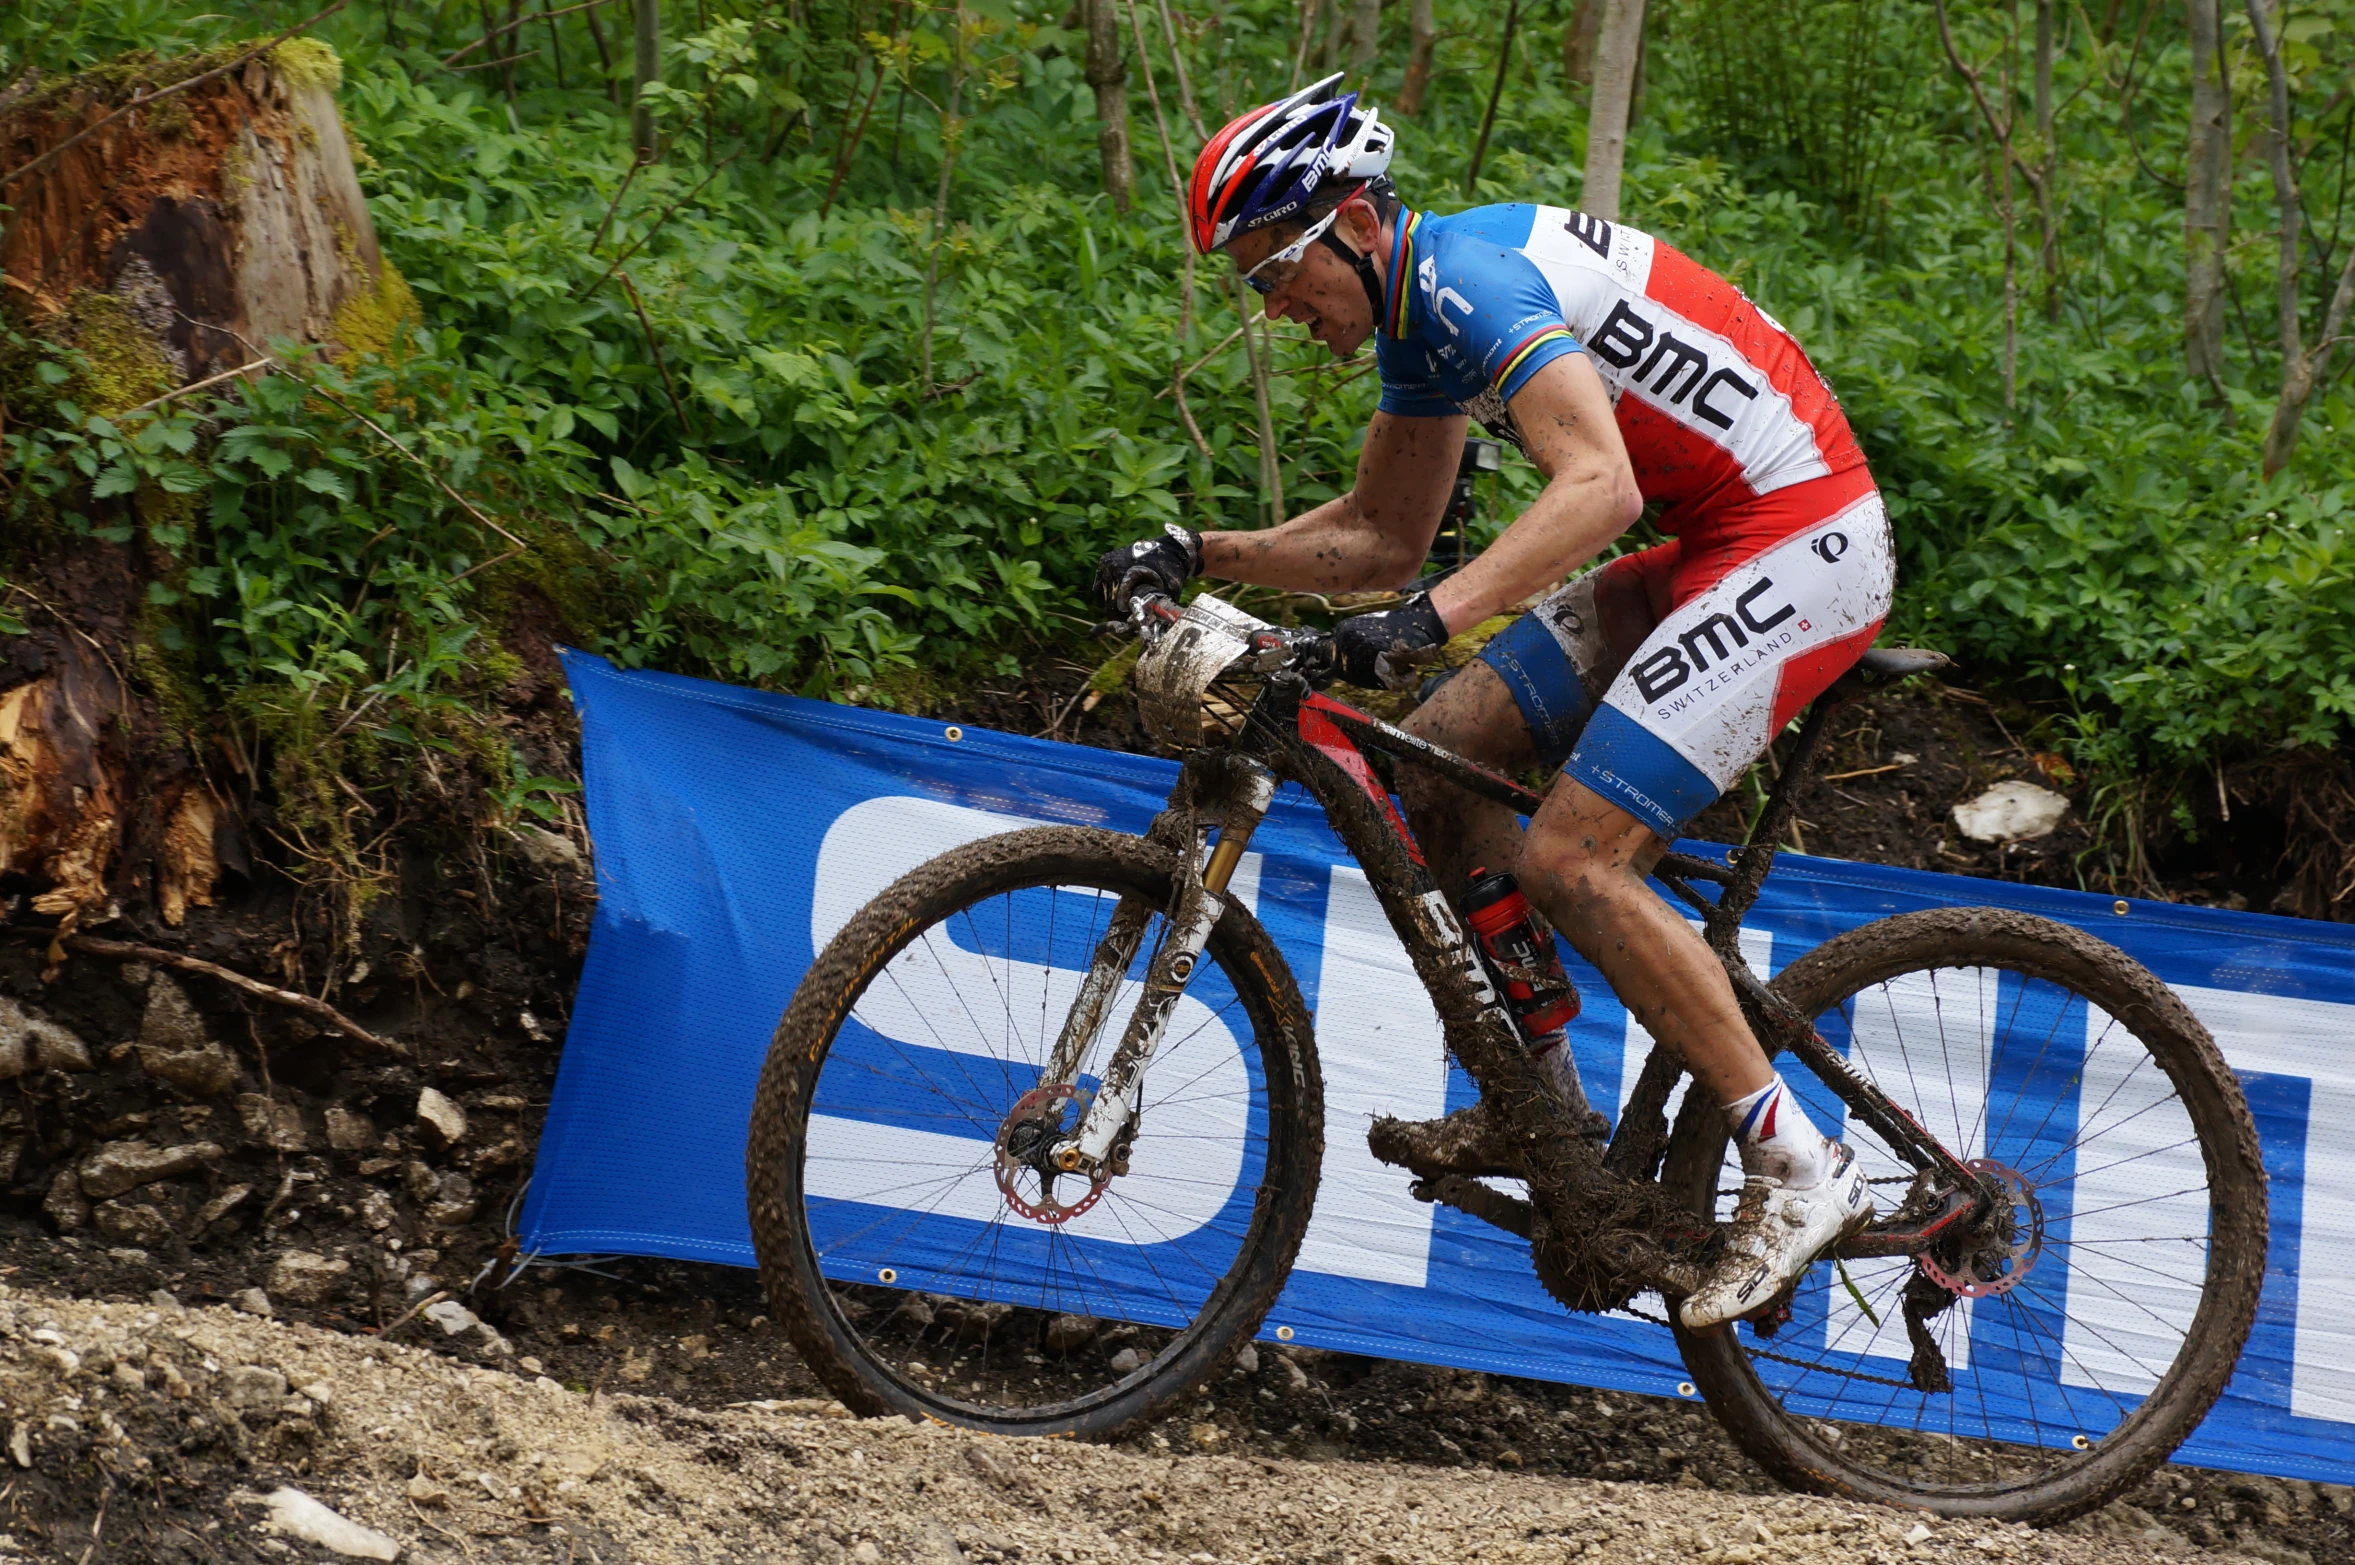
top-left (1332, 592), bottom-right (1450, 689)
top-left (1093, 525), bottom-right (1204, 614)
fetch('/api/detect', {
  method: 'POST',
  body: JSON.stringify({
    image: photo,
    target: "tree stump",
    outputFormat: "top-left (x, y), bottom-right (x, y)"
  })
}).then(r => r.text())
top-left (0, 39), bottom-right (410, 929)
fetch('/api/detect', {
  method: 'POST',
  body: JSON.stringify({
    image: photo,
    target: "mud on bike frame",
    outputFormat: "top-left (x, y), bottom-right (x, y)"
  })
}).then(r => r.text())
top-left (1104, 590), bottom-right (1987, 1299)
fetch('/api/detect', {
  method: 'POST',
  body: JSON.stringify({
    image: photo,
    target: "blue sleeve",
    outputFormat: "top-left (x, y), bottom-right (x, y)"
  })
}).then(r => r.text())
top-left (1374, 333), bottom-right (1461, 418)
top-left (1423, 242), bottom-right (1583, 402)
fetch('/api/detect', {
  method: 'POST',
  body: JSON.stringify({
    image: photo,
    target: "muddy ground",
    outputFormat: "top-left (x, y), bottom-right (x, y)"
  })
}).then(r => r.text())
top-left (0, 644), bottom-right (2346, 1561)
top-left (0, 1284), bottom-right (2309, 1564)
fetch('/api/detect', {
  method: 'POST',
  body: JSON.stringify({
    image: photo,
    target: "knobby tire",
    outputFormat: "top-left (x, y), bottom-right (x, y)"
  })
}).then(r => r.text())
top-left (747, 826), bottom-right (1324, 1439)
top-left (1662, 907), bottom-right (2266, 1526)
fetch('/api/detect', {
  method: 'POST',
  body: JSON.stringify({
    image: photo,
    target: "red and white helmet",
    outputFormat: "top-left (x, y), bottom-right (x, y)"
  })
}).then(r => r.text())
top-left (1185, 73), bottom-right (1394, 254)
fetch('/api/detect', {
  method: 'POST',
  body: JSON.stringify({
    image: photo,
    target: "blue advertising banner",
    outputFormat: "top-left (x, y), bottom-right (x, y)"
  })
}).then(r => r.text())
top-left (525, 651), bottom-right (2355, 1484)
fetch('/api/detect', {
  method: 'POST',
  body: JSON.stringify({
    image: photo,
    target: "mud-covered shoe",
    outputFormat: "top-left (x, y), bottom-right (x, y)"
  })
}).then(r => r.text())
top-left (1679, 1140), bottom-right (1874, 1330)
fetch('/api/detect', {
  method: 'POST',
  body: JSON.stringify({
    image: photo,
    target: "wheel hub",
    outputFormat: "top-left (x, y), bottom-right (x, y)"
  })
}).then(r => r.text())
top-left (1918, 1158), bottom-right (2044, 1298)
top-left (994, 1083), bottom-right (1110, 1225)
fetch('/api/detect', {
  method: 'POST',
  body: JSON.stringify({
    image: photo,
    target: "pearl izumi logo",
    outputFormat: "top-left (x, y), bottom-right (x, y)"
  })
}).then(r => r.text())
top-left (1812, 531), bottom-right (1849, 563)
top-left (1630, 580), bottom-right (1800, 702)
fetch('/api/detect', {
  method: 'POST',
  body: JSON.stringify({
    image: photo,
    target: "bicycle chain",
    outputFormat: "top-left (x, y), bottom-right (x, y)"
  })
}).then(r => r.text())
top-left (1618, 1304), bottom-right (1932, 1394)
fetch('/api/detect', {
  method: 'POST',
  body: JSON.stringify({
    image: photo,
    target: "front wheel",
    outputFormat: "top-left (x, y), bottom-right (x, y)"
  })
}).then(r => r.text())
top-left (1663, 907), bottom-right (2266, 1525)
top-left (746, 826), bottom-right (1323, 1438)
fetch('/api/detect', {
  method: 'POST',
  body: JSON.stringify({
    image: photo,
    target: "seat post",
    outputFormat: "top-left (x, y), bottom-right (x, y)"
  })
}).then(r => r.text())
top-left (1710, 696), bottom-right (1841, 942)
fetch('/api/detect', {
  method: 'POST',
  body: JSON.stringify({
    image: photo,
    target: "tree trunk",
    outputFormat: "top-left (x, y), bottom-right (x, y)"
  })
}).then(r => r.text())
top-left (2183, 0), bottom-right (2232, 391)
top-left (2244, 0), bottom-right (2353, 472)
top-left (1347, 0), bottom-right (1382, 71)
top-left (1084, 0), bottom-right (1135, 213)
top-left (633, 0), bottom-right (661, 160)
top-left (1582, 0), bottom-right (1647, 221)
top-left (1464, 0), bottom-right (1523, 196)
top-left (2031, 0), bottom-right (2061, 317)
top-left (0, 43), bottom-right (397, 927)
top-left (1399, 0), bottom-right (1437, 111)
top-left (1563, 0), bottom-right (1604, 85)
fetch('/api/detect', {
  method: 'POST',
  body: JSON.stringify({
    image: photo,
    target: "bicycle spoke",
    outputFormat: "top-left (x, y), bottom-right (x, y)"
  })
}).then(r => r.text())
top-left (1708, 936), bottom-right (2231, 1505)
top-left (778, 862), bottom-right (1294, 1427)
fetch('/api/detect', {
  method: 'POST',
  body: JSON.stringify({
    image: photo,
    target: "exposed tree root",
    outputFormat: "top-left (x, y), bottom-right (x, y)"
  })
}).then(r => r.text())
top-left (57, 932), bottom-right (404, 1055)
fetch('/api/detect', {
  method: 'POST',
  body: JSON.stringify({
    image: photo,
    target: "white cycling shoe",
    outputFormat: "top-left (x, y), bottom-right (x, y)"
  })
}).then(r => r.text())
top-left (1679, 1140), bottom-right (1875, 1330)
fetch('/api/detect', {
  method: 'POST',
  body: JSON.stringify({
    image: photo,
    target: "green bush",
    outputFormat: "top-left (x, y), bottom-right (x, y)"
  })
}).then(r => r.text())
top-left (1, 0), bottom-right (2348, 778)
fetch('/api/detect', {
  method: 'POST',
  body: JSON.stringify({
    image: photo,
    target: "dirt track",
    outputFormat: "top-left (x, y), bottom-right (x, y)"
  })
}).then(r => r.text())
top-left (0, 1283), bottom-right (2253, 1565)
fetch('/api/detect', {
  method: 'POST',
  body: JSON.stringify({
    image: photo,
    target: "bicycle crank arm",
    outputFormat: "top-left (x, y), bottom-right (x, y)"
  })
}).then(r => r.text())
top-left (1409, 1175), bottom-right (1532, 1240)
top-left (1832, 1187), bottom-right (1977, 1260)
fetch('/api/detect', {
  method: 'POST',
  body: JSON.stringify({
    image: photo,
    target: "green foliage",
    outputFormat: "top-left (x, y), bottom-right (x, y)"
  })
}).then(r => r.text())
top-left (0, 0), bottom-right (2349, 789)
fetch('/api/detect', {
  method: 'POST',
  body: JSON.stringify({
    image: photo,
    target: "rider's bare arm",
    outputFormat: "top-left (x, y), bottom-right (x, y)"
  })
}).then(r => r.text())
top-left (1426, 354), bottom-right (1641, 635)
top-left (1197, 411), bottom-right (1468, 592)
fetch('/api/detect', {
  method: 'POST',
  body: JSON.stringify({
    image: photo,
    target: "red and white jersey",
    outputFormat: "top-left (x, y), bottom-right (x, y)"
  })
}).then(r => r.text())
top-left (1376, 205), bottom-right (1869, 532)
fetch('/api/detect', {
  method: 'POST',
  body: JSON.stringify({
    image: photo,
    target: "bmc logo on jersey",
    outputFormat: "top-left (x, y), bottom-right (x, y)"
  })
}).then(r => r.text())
top-left (1629, 580), bottom-right (1800, 701)
top-left (1588, 300), bottom-right (1762, 430)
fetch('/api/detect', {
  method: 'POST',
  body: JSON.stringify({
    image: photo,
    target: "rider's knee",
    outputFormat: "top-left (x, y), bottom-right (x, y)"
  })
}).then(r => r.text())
top-left (1517, 829), bottom-right (1603, 912)
top-left (1520, 825), bottom-right (1648, 921)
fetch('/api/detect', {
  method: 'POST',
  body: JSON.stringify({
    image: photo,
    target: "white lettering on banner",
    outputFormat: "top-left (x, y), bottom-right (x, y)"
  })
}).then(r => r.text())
top-left (805, 796), bottom-right (1257, 1246)
top-left (1616, 923), bottom-right (1773, 1131)
top-left (1611, 924), bottom-right (1773, 1330)
top-left (2169, 985), bottom-right (2355, 1425)
top-left (1298, 866), bottom-right (1452, 1287)
top-left (810, 796), bottom-right (1263, 946)
top-left (1827, 968), bottom-right (1995, 1372)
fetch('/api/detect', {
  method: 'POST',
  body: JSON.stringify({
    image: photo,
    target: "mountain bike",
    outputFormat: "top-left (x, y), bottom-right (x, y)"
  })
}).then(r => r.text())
top-left (746, 590), bottom-right (2265, 1526)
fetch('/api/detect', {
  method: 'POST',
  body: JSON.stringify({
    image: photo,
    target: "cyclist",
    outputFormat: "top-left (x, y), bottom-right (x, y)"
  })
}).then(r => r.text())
top-left (1095, 76), bottom-right (1886, 1331)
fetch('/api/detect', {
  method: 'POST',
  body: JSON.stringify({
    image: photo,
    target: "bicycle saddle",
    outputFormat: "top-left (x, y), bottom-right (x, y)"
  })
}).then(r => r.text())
top-left (1825, 644), bottom-right (1951, 703)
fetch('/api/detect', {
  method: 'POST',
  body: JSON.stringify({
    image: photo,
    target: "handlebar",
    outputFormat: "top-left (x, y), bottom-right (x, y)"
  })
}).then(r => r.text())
top-left (1119, 590), bottom-right (1336, 681)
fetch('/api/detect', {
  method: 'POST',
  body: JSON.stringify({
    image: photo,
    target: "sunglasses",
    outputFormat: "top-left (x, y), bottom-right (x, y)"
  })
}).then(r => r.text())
top-left (1236, 206), bottom-right (1344, 295)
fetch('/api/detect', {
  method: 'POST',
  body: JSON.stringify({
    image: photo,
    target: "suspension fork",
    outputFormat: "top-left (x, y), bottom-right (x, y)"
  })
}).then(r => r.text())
top-left (1053, 756), bottom-right (1280, 1174)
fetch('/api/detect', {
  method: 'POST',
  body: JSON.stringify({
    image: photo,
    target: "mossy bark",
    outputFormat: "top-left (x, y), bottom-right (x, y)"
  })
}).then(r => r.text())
top-left (0, 41), bottom-right (407, 932)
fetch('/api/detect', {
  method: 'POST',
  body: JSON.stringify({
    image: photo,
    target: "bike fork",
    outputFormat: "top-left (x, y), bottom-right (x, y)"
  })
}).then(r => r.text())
top-left (1052, 760), bottom-right (1279, 1176)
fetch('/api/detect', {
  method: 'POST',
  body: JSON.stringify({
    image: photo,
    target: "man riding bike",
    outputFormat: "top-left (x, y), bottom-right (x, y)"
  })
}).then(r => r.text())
top-left (1094, 76), bottom-right (1889, 1330)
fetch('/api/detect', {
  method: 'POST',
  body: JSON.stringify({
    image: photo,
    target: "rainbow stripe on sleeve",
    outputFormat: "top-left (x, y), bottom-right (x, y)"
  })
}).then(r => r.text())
top-left (1495, 325), bottom-right (1577, 391)
top-left (1386, 210), bottom-right (1423, 339)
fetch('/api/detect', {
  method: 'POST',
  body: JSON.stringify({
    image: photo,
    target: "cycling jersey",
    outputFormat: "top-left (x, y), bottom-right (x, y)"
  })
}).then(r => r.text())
top-left (1376, 204), bottom-right (1870, 534)
top-left (1373, 203), bottom-right (1891, 834)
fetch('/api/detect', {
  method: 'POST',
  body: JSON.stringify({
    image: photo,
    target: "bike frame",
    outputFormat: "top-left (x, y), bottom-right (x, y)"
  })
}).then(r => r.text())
top-left (1050, 654), bottom-right (1996, 1280)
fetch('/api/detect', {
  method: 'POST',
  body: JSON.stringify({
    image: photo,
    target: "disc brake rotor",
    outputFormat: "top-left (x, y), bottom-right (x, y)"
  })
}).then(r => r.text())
top-left (994, 1082), bottom-right (1110, 1225)
top-left (1917, 1157), bottom-right (2044, 1299)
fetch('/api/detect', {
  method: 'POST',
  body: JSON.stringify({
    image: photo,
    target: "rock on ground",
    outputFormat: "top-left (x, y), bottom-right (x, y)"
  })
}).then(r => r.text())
top-left (0, 1284), bottom-right (2202, 1565)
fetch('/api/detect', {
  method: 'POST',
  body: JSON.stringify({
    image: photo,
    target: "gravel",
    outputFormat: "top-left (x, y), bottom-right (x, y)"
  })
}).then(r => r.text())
top-left (0, 1284), bottom-right (2231, 1565)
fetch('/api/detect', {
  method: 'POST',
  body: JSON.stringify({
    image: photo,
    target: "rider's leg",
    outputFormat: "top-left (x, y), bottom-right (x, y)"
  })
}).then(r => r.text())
top-left (1398, 561), bottom-right (1666, 1131)
top-left (1524, 492), bottom-right (1897, 1328)
top-left (1396, 661), bottom-right (1534, 902)
top-left (1515, 782), bottom-right (1771, 1101)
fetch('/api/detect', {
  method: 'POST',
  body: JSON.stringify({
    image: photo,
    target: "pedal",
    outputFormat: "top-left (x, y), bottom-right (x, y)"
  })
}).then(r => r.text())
top-left (1368, 1099), bottom-right (1521, 1178)
top-left (1407, 1173), bottom-right (1533, 1240)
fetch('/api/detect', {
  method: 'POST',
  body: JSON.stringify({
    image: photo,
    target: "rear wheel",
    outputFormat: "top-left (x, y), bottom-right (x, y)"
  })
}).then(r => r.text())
top-left (747, 827), bottom-right (1323, 1438)
top-left (1664, 908), bottom-right (2265, 1525)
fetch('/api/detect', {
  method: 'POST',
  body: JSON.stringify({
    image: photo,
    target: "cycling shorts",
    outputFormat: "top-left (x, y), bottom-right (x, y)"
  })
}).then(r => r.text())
top-left (1475, 474), bottom-right (1894, 838)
